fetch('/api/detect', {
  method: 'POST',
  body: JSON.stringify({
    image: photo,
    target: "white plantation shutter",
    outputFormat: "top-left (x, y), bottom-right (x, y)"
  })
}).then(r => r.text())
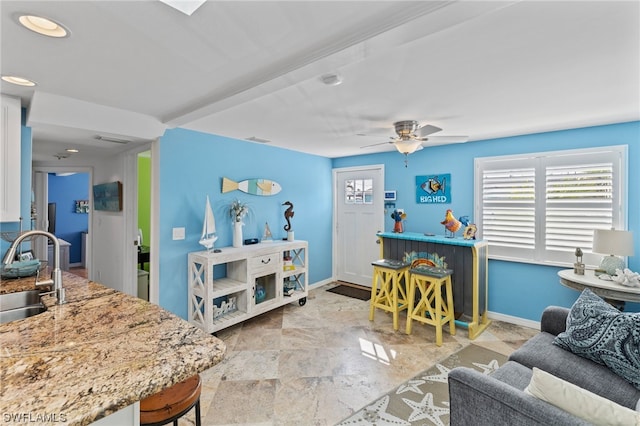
top-left (481, 164), bottom-right (536, 258)
top-left (475, 146), bottom-right (626, 267)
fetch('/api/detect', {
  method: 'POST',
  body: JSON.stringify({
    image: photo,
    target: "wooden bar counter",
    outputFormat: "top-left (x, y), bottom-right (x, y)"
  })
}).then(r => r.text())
top-left (377, 231), bottom-right (490, 339)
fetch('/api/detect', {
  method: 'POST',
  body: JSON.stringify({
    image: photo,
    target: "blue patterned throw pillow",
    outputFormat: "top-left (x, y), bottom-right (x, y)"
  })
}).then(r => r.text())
top-left (553, 289), bottom-right (640, 390)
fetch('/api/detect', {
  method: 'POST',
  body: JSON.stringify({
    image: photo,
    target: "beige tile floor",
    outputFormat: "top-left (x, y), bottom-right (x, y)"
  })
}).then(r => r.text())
top-left (181, 284), bottom-right (539, 426)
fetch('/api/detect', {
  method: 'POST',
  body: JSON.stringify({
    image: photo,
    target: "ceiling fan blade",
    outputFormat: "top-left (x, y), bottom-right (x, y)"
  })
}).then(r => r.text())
top-left (426, 135), bottom-right (469, 143)
top-left (418, 125), bottom-right (442, 137)
top-left (360, 141), bottom-right (393, 149)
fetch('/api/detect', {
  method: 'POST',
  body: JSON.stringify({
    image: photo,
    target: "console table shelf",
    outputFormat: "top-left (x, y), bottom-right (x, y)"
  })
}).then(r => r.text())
top-left (188, 240), bottom-right (308, 333)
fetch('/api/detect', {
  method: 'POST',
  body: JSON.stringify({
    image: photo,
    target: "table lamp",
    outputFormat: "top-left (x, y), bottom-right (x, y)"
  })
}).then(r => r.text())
top-left (592, 229), bottom-right (634, 275)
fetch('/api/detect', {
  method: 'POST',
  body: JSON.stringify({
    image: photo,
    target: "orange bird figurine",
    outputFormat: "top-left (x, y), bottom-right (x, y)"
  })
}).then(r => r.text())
top-left (441, 209), bottom-right (462, 237)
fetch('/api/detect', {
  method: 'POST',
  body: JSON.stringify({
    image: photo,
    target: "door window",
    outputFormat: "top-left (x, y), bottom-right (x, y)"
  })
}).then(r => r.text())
top-left (345, 178), bottom-right (373, 204)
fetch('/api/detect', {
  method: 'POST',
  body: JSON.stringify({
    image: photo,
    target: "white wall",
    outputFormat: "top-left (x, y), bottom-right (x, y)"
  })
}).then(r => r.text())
top-left (34, 154), bottom-right (127, 293)
top-left (91, 155), bottom-right (126, 293)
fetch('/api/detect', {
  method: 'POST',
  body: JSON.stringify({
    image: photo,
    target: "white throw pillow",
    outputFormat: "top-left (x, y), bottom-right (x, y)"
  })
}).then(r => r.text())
top-left (524, 367), bottom-right (640, 426)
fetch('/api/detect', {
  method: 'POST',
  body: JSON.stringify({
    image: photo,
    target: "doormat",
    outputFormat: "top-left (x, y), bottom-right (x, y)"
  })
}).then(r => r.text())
top-left (326, 284), bottom-right (371, 301)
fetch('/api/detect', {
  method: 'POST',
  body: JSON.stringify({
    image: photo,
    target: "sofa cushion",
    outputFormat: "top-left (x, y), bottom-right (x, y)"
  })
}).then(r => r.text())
top-left (509, 332), bottom-right (640, 409)
top-left (491, 360), bottom-right (533, 390)
top-left (524, 367), bottom-right (640, 425)
top-left (553, 288), bottom-right (640, 390)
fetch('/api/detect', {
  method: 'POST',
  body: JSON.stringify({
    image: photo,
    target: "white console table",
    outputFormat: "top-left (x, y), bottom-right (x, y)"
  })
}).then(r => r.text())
top-left (188, 240), bottom-right (308, 333)
top-left (558, 269), bottom-right (640, 305)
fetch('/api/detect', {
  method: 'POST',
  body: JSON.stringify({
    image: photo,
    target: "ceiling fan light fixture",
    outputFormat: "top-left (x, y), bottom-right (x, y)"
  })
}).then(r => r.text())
top-left (394, 120), bottom-right (420, 138)
top-left (17, 14), bottom-right (69, 38)
top-left (394, 139), bottom-right (422, 155)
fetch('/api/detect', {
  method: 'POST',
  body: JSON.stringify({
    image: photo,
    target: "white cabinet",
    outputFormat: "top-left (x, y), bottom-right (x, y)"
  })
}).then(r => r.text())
top-left (0, 95), bottom-right (21, 222)
top-left (188, 241), bottom-right (308, 333)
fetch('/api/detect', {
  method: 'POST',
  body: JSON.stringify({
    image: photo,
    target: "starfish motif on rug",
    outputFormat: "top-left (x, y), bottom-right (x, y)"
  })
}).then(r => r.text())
top-left (403, 392), bottom-right (449, 426)
top-left (395, 378), bottom-right (426, 395)
top-left (472, 358), bottom-right (500, 375)
top-left (337, 395), bottom-right (410, 425)
top-left (421, 363), bottom-right (451, 383)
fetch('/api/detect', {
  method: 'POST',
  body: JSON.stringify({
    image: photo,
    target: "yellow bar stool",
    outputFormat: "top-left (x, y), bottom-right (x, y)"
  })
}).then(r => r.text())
top-left (405, 266), bottom-right (456, 346)
top-left (369, 259), bottom-right (411, 330)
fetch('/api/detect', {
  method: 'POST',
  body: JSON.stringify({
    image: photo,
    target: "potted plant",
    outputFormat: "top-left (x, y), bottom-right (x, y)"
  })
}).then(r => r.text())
top-left (229, 199), bottom-right (249, 247)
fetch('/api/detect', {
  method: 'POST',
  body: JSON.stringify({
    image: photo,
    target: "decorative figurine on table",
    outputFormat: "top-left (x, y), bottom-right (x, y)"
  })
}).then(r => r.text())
top-left (441, 209), bottom-right (462, 238)
top-left (459, 215), bottom-right (478, 240)
top-left (283, 201), bottom-right (295, 240)
top-left (573, 247), bottom-right (585, 275)
top-left (391, 209), bottom-right (406, 233)
top-left (611, 268), bottom-right (640, 287)
top-left (262, 222), bottom-right (273, 242)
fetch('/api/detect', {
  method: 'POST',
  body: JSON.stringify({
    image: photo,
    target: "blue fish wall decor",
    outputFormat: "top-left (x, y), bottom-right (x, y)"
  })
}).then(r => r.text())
top-left (222, 177), bottom-right (282, 196)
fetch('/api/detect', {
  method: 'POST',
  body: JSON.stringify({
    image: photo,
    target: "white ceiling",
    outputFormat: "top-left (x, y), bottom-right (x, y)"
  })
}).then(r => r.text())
top-left (1, 1), bottom-right (638, 162)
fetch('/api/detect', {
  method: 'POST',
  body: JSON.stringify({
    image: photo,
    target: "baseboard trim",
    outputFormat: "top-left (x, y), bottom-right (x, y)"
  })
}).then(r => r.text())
top-left (488, 311), bottom-right (540, 330)
top-left (309, 278), bottom-right (334, 290)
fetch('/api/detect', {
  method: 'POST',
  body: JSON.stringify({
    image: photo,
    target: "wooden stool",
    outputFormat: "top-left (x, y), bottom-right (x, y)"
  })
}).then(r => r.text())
top-left (140, 374), bottom-right (202, 426)
top-left (405, 266), bottom-right (456, 346)
top-left (369, 259), bottom-right (411, 330)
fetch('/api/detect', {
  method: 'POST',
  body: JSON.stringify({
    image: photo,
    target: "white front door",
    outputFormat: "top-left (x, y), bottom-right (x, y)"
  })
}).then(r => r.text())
top-left (333, 165), bottom-right (384, 287)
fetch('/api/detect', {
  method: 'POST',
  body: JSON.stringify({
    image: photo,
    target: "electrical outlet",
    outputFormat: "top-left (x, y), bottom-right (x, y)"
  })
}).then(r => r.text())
top-left (172, 227), bottom-right (185, 240)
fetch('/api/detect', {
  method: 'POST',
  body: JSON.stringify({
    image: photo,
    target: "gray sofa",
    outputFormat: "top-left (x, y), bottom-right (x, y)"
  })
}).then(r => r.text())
top-left (448, 306), bottom-right (640, 425)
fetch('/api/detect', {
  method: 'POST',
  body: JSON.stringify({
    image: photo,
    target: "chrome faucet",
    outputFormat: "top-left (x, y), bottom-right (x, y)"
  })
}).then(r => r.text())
top-left (2, 230), bottom-right (66, 305)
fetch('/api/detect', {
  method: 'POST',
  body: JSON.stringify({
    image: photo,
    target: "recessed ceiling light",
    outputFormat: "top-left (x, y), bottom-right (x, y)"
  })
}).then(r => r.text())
top-left (18, 14), bottom-right (69, 38)
top-left (1, 75), bottom-right (37, 86)
top-left (66, 148), bottom-right (79, 153)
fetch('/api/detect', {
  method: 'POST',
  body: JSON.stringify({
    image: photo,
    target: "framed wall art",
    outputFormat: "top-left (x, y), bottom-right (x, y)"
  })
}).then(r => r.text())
top-left (416, 174), bottom-right (451, 204)
top-left (93, 181), bottom-right (123, 211)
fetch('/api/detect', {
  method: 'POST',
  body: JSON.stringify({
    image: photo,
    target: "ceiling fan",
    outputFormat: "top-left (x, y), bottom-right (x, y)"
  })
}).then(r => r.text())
top-left (360, 120), bottom-right (468, 166)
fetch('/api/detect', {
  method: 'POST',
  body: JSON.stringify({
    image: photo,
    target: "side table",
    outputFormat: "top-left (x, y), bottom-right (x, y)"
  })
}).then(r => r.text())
top-left (558, 269), bottom-right (640, 310)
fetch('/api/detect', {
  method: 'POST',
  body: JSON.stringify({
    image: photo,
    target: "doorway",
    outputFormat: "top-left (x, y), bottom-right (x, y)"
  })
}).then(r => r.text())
top-left (333, 165), bottom-right (384, 287)
top-left (136, 150), bottom-right (151, 300)
top-left (33, 166), bottom-right (93, 279)
top-left (122, 141), bottom-right (156, 303)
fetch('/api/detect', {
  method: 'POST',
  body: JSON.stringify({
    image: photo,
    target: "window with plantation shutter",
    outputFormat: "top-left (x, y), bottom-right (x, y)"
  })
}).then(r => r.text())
top-left (475, 146), bottom-right (627, 267)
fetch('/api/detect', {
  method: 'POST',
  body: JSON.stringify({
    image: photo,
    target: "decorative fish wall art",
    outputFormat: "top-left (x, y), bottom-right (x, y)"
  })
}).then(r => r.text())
top-left (222, 177), bottom-right (282, 196)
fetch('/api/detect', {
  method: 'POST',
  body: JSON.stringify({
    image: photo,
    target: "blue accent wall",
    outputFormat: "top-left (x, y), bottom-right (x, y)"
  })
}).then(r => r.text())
top-left (48, 173), bottom-right (89, 263)
top-left (158, 128), bottom-right (333, 318)
top-left (333, 121), bottom-right (640, 319)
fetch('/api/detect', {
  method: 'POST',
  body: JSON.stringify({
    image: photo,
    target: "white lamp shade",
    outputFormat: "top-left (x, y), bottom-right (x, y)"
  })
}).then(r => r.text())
top-left (394, 140), bottom-right (422, 154)
top-left (592, 229), bottom-right (634, 256)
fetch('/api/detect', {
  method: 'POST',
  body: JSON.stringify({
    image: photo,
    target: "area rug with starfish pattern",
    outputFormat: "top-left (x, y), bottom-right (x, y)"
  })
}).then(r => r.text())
top-left (336, 344), bottom-right (507, 426)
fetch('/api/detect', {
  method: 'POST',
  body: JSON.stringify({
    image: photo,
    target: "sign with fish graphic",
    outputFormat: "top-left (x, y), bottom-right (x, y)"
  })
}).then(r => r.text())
top-left (222, 177), bottom-right (282, 196)
top-left (416, 174), bottom-right (451, 204)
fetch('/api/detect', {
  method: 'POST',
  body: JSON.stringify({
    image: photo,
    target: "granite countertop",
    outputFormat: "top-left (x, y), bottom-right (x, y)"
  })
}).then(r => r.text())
top-left (0, 272), bottom-right (226, 425)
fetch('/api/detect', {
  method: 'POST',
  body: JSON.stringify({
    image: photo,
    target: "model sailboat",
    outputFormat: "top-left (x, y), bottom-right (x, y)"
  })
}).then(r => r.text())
top-left (199, 196), bottom-right (218, 251)
top-left (262, 222), bottom-right (273, 242)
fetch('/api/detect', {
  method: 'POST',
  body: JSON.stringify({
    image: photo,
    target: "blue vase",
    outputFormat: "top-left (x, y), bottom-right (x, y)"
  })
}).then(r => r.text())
top-left (255, 284), bottom-right (266, 304)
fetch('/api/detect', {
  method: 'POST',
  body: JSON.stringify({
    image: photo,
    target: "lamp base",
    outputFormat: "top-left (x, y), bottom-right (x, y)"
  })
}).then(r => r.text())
top-left (599, 255), bottom-right (625, 276)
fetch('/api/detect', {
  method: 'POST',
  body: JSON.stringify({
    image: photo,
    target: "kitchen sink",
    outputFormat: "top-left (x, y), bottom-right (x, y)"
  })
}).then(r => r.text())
top-left (0, 290), bottom-right (47, 324)
top-left (0, 305), bottom-right (47, 324)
